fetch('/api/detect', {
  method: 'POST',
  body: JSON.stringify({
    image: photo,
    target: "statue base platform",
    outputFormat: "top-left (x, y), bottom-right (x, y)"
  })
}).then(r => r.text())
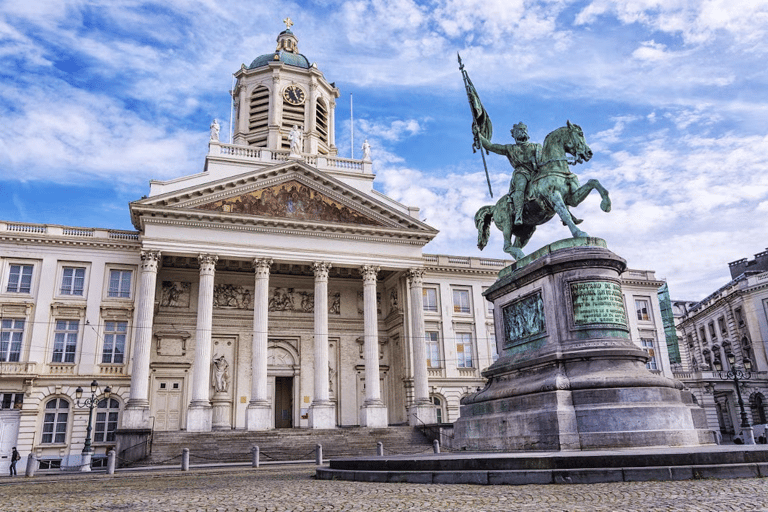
top-left (453, 238), bottom-right (711, 451)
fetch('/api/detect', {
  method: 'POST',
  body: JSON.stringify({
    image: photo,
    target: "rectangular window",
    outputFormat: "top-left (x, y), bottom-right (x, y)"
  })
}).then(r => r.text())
top-left (102, 321), bottom-right (127, 364)
top-left (42, 399), bottom-right (69, 444)
top-left (635, 299), bottom-right (650, 321)
top-left (94, 398), bottom-right (120, 443)
top-left (52, 320), bottom-right (78, 363)
top-left (456, 332), bottom-right (473, 368)
top-left (735, 308), bottom-right (744, 326)
top-left (453, 289), bottom-right (471, 314)
top-left (641, 338), bottom-right (658, 370)
top-left (6, 264), bottom-right (33, 293)
top-left (60, 267), bottom-right (86, 296)
top-left (708, 322), bottom-right (717, 340)
top-left (422, 288), bottom-right (438, 312)
top-left (718, 317), bottom-right (727, 334)
top-left (426, 331), bottom-right (440, 368)
top-left (108, 270), bottom-right (132, 298)
top-left (0, 318), bottom-right (24, 362)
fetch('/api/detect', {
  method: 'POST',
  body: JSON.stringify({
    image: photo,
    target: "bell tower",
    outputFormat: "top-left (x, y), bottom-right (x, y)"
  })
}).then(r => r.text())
top-left (232, 19), bottom-right (340, 156)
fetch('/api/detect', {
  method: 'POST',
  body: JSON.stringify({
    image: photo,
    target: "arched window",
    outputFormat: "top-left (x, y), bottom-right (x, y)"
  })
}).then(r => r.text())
top-left (430, 396), bottom-right (444, 424)
top-left (316, 98), bottom-right (329, 153)
top-left (248, 86), bottom-right (269, 147)
top-left (94, 398), bottom-right (120, 443)
top-left (42, 398), bottom-right (69, 444)
top-left (751, 393), bottom-right (767, 425)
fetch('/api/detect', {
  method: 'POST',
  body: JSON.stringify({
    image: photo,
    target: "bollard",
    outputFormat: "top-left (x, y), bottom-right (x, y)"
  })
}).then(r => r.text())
top-left (433, 439), bottom-right (440, 454)
top-left (107, 450), bottom-right (116, 475)
top-left (376, 442), bottom-right (384, 456)
top-left (315, 443), bottom-right (323, 466)
top-left (25, 453), bottom-right (36, 478)
top-left (181, 448), bottom-right (190, 471)
top-left (252, 446), bottom-right (260, 468)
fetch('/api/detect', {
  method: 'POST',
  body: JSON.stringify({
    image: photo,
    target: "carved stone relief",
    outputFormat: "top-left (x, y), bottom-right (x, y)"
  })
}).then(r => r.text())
top-left (356, 291), bottom-right (382, 315)
top-left (214, 284), bottom-right (253, 309)
top-left (160, 281), bottom-right (191, 307)
top-left (268, 287), bottom-right (340, 314)
top-left (503, 291), bottom-right (546, 346)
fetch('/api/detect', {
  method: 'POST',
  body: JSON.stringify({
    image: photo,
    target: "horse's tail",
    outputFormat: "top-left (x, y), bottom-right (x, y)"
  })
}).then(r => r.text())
top-left (474, 205), bottom-right (494, 250)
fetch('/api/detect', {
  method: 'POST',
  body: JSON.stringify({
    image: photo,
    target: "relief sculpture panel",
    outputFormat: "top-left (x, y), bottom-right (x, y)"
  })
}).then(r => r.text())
top-left (502, 291), bottom-right (546, 346)
top-left (268, 287), bottom-right (340, 315)
top-left (160, 281), bottom-right (191, 307)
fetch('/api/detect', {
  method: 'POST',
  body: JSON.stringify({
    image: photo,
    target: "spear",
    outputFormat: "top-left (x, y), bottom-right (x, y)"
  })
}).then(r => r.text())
top-left (458, 52), bottom-right (493, 198)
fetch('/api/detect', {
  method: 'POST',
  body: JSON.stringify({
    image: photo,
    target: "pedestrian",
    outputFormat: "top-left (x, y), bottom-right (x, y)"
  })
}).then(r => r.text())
top-left (10, 447), bottom-right (20, 476)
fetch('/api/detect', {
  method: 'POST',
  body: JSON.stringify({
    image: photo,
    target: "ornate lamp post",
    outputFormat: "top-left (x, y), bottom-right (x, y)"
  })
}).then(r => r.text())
top-left (714, 354), bottom-right (754, 445)
top-left (75, 380), bottom-right (111, 471)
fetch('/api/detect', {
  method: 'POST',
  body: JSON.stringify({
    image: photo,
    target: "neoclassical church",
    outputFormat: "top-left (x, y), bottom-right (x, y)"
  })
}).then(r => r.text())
top-left (0, 26), bottom-right (683, 471)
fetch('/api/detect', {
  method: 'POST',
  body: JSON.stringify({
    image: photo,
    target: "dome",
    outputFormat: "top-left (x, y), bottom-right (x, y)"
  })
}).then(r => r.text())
top-left (247, 50), bottom-right (310, 70)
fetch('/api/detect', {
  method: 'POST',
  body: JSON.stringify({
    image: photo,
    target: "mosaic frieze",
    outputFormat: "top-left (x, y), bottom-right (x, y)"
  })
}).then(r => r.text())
top-left (196, 180), bottom-right (382, 226)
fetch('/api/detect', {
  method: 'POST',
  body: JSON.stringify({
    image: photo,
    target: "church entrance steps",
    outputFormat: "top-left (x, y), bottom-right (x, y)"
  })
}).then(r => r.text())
top-left (141, 426), bottom-right (433, 466)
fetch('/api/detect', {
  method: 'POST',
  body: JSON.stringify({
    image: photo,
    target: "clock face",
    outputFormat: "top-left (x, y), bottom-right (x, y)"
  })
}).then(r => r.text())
top-left (283, 85), bottom-right (305, 105)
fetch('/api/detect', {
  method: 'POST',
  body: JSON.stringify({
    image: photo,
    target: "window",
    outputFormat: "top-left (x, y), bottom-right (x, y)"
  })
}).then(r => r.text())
top-left (708, 322), bottom-right (717, 340)
top-left (52, 320), bottom-right (78, 363)
top-left (431, 396), bottom-right (443, 424)
top-left (0, 318), bottom-right (24, 362)
top-left (38, 459), bottom-right (62, 470)
top-left (0, 393), bottom-right (23, 409)
top-left (94, 398), bottom-right (120, 443)
top-left (102, 321), bottom-right (127, 364)
top-left (735, 308), bottom-right (744, 326)
top-left (6, 264), bottom-right (33, 293)
top-left (641, 338), bottom-right (658, 370)
top-left (718, 317), bottom-right (727, 334)
top-left (42, 398), bottom-right (69, 444)
top-left (422, 288), bottom-right (438, 312)
top-left (699, 327), bottom-right (708, 344)
top-left (426, 331), bottom-right (440, 368)
top-left (108, 270), bottom-right (132, 298)
top-left (635, 299), bottom-right (650, 321)
top-left (60, 267), bottom-right (86, 296)
top-left (453, 289), bottom-right (471, 314)
top-left (456, 332), bottom-right (473, 368)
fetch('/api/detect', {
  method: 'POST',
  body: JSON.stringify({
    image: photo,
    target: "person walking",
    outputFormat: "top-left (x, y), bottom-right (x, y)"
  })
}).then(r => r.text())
top-left (10, 447), bottom-right (20, 476)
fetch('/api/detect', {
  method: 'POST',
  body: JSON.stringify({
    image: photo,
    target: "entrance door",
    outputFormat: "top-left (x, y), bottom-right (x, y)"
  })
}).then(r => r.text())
top-left (154, 378), bottom-right (183, 431)
top-left (274, 377), bottom-right (293, 429)
top-left (0, 411), bottom-right (20, 475)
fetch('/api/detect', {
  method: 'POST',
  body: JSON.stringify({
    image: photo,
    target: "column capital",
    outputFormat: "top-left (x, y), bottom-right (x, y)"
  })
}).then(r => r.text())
top-left (361, 265), bottom-right (380, 284)
top-left (253, 258), bottom-right (273, 277)
top-left (140, 250), bottom-right (161, 272)
top-left (407, 268), bottom-right (425, 287)
top-left (313, 261), bottom-right (332, 281)
top-left (198, 254), bottom-right (218, 273)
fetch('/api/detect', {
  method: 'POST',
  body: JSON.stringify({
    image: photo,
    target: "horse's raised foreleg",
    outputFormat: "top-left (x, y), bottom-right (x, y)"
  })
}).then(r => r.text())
top-left (567, 178), bottom-right (611, 212)
top-left (502, 220), bottom-right (526, 260)
top-left (552, 190), bottom-right (589, 239)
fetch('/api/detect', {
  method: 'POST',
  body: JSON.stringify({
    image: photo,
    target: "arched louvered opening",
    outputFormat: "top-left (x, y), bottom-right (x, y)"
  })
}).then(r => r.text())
top-left (316, 98), bottom-right (329, 154)
top-left (248, 85), bottom-right (269, 147)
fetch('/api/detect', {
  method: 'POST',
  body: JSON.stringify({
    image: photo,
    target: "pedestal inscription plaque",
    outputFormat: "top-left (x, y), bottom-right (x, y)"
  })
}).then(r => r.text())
top-left (570, 280), bottom-right (627, 326)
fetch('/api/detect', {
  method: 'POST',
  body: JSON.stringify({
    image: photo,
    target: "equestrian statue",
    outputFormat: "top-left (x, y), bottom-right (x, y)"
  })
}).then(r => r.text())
top-left (459, 54), bottom-right (612, 260)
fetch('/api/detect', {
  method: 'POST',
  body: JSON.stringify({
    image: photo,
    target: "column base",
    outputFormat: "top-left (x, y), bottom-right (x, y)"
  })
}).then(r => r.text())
top-left (80, 451), bottom-right (93, 472)
top-left (408, 402), bottom-right (436, 426)
top-left (246, 402), bottom-right (272, 431)
top-left (186, 404), bottom-right (213, 432)
top-left (309, 402), bottom-right (336, 429)
top-left (360, 403), bottom-right (388, 428)
top-left (121, 405), bottom-right (151, 430)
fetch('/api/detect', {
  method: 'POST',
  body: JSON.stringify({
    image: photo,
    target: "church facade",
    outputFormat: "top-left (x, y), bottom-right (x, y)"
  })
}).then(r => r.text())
top-left (0, 27), bottom-right (681, 471)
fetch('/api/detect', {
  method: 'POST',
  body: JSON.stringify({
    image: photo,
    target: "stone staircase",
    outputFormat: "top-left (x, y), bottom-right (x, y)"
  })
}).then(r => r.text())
top-left (140, 426), bottom-right (433, 466)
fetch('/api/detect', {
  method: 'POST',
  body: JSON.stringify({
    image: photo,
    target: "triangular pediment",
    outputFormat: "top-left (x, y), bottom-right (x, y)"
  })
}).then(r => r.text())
top-left (193, 179), bottom-right (383, 226)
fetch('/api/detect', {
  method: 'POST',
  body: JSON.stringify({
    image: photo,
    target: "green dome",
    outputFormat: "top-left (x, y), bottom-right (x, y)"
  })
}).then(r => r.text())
top-left (248, 50), bottom-right (310, 70)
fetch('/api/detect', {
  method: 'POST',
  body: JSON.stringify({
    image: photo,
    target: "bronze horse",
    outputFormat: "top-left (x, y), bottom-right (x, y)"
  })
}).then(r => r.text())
top-left (475, 121), bottom-right (611, 260)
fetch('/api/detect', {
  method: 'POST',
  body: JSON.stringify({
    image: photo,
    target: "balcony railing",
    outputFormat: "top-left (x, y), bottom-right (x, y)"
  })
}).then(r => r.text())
top-left (0, 362), bottom-right (38, 375)
top-left (211, 142), bottom-right (370, 174)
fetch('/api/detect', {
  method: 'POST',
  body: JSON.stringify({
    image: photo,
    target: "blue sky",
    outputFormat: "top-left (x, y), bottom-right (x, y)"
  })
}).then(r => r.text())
top-left (1, 0), bottom-right (767, 300)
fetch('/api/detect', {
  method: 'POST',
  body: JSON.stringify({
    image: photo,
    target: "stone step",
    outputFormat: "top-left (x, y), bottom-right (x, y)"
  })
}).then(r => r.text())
top-left (143, 427), bottom-right (433, 465)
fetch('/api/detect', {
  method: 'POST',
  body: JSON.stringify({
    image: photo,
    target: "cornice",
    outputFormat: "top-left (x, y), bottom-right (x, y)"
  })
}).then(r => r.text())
top-left (0, 234), bottom-right (140, 251)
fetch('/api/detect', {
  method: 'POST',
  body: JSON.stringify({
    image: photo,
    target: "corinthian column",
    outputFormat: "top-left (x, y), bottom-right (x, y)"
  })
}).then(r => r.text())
top-left (407, 268), bottom-right (436, 426)
top-left (360, 265), bottom-right (387, 427)
top-left (122, 250), bottom-right (161, 430)
top-left (309, 262), bottom-right (335, 429)
top-left (247, 258), bottom-right (272, 430)
top-left (187, 254), bottom-right (218, 432)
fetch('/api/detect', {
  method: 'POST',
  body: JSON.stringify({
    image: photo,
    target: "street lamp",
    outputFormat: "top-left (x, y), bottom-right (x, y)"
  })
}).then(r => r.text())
top-left (75, 380), bottom-right (111, 471)
top-left (713, 354), bottom-right (754, 445)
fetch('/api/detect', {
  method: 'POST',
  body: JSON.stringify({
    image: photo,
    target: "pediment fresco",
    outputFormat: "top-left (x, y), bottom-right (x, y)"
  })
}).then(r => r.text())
top-left (195, 180), bottom-right (382, 226)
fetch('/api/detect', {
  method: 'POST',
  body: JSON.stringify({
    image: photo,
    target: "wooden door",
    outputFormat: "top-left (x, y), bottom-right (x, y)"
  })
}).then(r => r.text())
top-left (153, 378), bottom-right (183, 431)
top-left (274, 377), bottom-right (293, 428)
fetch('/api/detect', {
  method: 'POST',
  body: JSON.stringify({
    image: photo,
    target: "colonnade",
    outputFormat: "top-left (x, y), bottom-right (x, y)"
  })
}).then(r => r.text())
top-left (121, 250), bottom-right (433, 432)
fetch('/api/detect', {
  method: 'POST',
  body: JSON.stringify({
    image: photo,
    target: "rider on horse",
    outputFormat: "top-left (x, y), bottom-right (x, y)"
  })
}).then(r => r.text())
top-left (475, 122), bottom-right (540, 226)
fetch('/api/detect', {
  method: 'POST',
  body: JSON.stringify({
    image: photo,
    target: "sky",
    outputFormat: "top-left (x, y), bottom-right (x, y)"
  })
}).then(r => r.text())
top-left (1, 0), bottom-right (767, 301)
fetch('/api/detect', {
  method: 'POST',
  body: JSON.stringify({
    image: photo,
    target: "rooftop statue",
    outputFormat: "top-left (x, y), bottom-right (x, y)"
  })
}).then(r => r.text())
top-left (458, 54), bottom-right (612, 260)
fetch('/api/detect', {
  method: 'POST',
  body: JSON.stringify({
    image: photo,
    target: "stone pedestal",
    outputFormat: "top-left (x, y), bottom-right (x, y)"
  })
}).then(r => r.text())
top-left (246, 402), bottom-right (271, 430)
top-left (186, 404), bottom-right (212, 432)
top-left (309, 402), bottom-right (336, 429)
top-left (407, 402), bottom-right (437, 427)
top-left (453, 238), bottom-right (711, 451)
top-left (211, 394), bottom-right (231, 431)
top-left (360, 402), bottom-right (388, 428)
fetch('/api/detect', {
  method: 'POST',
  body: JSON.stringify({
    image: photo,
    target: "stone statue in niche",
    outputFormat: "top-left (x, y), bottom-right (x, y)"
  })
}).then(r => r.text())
top-left (288, 125), bottom-right (302, 155)
top-left (502, 292), bottom-right (546, 345)
top-left (389, 288), bottom-right (399, 313)
top-left (213, 284), bottom-right (253, 309)
top-left (212, 355), bottom-right (230, 393)
top-left (160, 281), bottom-right (191, 307)
top-left (329, 292), bottom-right (340, 315)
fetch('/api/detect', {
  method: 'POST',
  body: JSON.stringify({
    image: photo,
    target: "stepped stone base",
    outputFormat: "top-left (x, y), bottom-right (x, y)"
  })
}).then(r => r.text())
top-left (453, 239), bottom-right (711, 451)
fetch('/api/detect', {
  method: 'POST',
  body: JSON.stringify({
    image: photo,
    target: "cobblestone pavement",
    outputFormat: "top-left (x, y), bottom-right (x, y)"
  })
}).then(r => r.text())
top-left (2, 465), bottom-right (767, 512)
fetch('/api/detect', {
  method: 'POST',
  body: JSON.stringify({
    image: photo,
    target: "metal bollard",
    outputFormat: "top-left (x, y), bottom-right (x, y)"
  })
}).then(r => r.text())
top-left (25, 453), bottom-right (36, 478)
top-left (107, 450), bottom-right (116, 475)
top-left (315, 443), bottom-right (323, 465)
top-left (433, 440), bottom-right (440, 454)
top-left (252, 446), bottom-right (260, 468)
top-left (376, 442), bottom-right (384, 456)
top-left (181, 448), bottom-right (190, 471)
